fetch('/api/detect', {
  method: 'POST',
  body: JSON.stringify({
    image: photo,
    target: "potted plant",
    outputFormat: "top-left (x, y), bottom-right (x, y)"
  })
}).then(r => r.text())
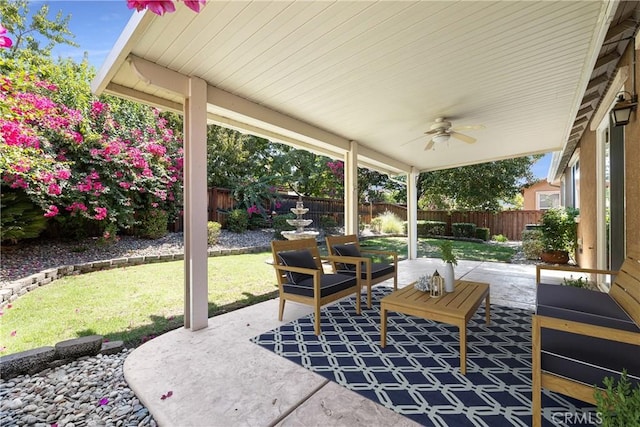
top-left (439, 240), bottom-right (458, 292)
top-left (539, 207), bottom-right (578, 264)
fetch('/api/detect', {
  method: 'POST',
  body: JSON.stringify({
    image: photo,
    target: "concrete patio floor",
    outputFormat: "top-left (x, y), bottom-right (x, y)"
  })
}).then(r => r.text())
top-left (124, 258), bottom-right (565, 426)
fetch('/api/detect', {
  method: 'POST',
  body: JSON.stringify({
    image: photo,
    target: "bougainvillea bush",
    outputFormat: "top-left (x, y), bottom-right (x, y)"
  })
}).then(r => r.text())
top-left (0, 66), bottom-right (183, 242)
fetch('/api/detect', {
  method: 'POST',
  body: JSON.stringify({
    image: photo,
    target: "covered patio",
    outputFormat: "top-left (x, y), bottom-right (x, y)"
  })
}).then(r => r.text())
top-left (90, 1), bottom-right (636, 425)
top-left (123, 258), bottom-right (566, 426)
top-left (92, 0), bottom-right (626, 331)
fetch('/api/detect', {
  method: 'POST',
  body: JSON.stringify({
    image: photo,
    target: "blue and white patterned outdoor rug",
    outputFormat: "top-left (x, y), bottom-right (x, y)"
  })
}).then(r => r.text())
top-left (251, 286), bottom-right (598, 427)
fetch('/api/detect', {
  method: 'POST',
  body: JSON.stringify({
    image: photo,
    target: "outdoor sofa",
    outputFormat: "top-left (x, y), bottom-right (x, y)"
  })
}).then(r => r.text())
top-left (531, 243), bottom-right (640, 427)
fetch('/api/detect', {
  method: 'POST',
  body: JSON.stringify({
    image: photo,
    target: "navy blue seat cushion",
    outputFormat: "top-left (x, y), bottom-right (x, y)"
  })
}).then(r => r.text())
top-left (332, 244), bottom-right (362, 271)
top-left (277, 249), bottom-right (318, 284)
top-left (536, 283), bottom-right (639, 332)
top-left (283, 273), bottom-right (357, 298)
top-left (541, 329), bottom-right (640, 388)
top-left (338, 262), bottom-right (395, 280)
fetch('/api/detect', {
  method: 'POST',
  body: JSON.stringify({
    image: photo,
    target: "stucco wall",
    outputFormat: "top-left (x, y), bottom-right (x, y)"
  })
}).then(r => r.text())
top-left (618, 44), bottom-right (639, 257)
top-left (522, 180), bottom-right (560, 210)
top-left (573, 42), bottom-right (639, 267)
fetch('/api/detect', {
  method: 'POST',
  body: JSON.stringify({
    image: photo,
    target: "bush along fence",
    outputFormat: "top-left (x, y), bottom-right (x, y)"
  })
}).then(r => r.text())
top-left (171, 187), bottom-right (543, 241)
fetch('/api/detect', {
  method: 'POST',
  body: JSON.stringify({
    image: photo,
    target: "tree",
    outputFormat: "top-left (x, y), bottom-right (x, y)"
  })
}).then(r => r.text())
top-left (0, 1), bottom-right (76, 63)
top-left (417, 156), bottom-right (541, 211)
top-left (206, 126), bottom-right (271, 188)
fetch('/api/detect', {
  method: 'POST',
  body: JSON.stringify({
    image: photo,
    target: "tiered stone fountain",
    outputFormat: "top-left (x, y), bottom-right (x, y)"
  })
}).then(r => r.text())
top-left (281, 198), bottom-right (319, 240)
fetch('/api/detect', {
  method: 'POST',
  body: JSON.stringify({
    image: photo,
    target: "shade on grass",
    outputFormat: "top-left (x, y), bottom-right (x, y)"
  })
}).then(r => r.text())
top-left (0, 252), bottom-right (276, 354)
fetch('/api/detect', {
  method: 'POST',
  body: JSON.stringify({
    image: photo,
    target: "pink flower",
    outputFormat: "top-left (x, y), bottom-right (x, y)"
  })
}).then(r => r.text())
top-left (94, 207), bottom-right (108, 221)
top-left (91, 101), bottom-right (107, 116)
top-left (147, 143), bottom-right (167, 156)
top-left (119, 181), bottom-right (132, 189)
top-left (0, 25), bottom-right (12, 49)
top-left (127, 0), bottom-right (176, 15)
top-left (67, 202), bottom-right (88, 212)
top-left (183, 0), bottom-right (206, 13)
top-left (10, 330), bottom-right (16, 337)
top-left (98, 397), bottom-right (109, 406)
top-left (55, 169), bottom-right (71, 180)
top-left (44, 205), bottom-right (59, 218)
top-left (47, 183), bottom-right (61, 196)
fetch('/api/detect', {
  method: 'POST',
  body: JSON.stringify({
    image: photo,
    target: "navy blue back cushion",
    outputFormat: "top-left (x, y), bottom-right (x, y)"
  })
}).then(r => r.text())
top-left (332, 244), bottom-right (362, 271)
top-left (278, 249), bottom-right (319, 284)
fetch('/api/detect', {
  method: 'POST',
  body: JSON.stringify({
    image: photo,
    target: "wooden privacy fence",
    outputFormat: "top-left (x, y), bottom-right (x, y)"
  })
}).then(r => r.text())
top-left (173, 188), bottom-right (542, 241)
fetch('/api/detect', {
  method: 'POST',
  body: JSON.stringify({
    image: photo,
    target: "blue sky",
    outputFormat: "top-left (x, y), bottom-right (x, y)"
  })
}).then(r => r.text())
top-left (40, 0), bottom-right (133, 69)
top-left (35, 1), bottom-right (553, 179)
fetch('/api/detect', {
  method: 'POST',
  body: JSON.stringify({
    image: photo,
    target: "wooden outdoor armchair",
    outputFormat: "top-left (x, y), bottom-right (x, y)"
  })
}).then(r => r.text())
top-left (532, 243), bottom-right (640, 427)
top-left (325, 234), bottom-right (398, 308)
top-left (271, 238), bottom-right (361, 335)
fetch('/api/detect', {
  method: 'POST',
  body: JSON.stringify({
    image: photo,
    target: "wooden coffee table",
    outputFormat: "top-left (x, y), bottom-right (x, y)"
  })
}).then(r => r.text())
top-left (380, 280), bottom-right (490, 374)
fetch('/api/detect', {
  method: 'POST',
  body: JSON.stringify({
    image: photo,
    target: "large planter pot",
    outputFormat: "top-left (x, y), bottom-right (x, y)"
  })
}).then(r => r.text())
top-left (540, 250), bottom-right (570, 264)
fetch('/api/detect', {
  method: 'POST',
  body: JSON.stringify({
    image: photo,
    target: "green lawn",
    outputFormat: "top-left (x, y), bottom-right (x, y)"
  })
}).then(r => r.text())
top-left (360, 237), bottom-right (516, 263)
top-left (1, 252), bottom-right (276, 354)
top-left (1, 237), bottom-right (515, 355)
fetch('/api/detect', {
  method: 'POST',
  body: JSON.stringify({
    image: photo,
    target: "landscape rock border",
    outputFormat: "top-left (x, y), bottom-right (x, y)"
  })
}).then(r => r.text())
top-left (0, 335), bottom-right (124, 380)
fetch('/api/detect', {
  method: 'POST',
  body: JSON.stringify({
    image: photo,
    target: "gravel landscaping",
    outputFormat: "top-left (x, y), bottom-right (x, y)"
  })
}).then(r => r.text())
top-left (1, 230), bottom-right (275, 285)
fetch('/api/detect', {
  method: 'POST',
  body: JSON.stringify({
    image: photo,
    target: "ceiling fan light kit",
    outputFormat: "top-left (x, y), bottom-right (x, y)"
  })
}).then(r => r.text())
top-left (432, 133), bottom-right (451, 144)
top-left (423, 117), bottom-right (483, 150)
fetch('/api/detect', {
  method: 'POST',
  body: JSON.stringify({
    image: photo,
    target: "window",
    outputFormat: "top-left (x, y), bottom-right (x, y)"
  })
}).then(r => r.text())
top-left (536, 191), bottom-right (560, 210)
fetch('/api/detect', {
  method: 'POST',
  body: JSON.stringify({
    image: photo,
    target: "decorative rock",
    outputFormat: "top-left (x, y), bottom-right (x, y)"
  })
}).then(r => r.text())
top-left (0, 347), bottom-right (56, 379)
top-left (100, 341), bottom-right (125, 355)
top-left (0, 349), bottom-right (155, 426)
top-left (55, 336), bottom-right (103, 360)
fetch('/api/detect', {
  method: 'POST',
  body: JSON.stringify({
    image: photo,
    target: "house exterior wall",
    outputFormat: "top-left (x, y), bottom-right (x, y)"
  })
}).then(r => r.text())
top-left (576, 130), bottom-right (597, 268)
top-left (569, 41), bottom-right (640, 268)
top-left (522, 180), bottom-right (560, 210)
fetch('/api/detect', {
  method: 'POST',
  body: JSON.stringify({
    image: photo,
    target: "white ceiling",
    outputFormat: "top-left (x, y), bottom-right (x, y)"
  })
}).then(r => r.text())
top-left (93, 1), bottom-right (616, 175)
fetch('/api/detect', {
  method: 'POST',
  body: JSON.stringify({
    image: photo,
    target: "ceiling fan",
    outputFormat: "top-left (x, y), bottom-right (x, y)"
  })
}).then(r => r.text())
top-left (424, 117), bottom-right (484, 150)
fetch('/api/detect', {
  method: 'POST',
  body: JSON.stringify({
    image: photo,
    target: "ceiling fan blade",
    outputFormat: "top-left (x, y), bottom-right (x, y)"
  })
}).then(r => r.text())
top-left (424, 129), bottom-right (438, 135)
top-left (425, 139), bottom-right (435, 150)
top-left (450, 131), bottom-right (476, 144)
top-left (451, 124), bottom-right (485, 131)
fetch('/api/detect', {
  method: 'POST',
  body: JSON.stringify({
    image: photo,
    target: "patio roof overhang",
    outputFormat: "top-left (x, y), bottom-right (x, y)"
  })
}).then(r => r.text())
top-left (92, 1), bottom-right (617, 176)
top-left (90, 0), bottom-right (620, 331)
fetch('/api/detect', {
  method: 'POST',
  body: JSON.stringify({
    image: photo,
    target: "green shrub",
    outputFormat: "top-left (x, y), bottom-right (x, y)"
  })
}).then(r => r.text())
top-left (0, 190), bottom-right (48, 244)
top-left (417, 220), bottom-right (447, 237)
top-left (521, 229), bottom-right (543, 260)
top-left (226, 209), bottom-right (249, 233)
top-left (452, 222), bottom-right (476, 238)
top-left (492, 234), bottom-right (509, 243)
top-left (540, 207), bottom-right (579, 252)
top-left (272, 213), bottom-right (296, 239)
top-left (475, 227), bottom-right (490, 241)
top-left (562, 275), bottom-right (590, 289)
top-left (248, 214), bottom-right (268, 230)
top-left (595, 370), bottom-right (640, 427)
top-left (207, 221), bottom-right (222, 245)
top-left (320, 215), bottom-right (338, 229)
top-left (370, 216), bottom-right (383, 233)
top-left (136, 210), bottom-right (168, 239)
